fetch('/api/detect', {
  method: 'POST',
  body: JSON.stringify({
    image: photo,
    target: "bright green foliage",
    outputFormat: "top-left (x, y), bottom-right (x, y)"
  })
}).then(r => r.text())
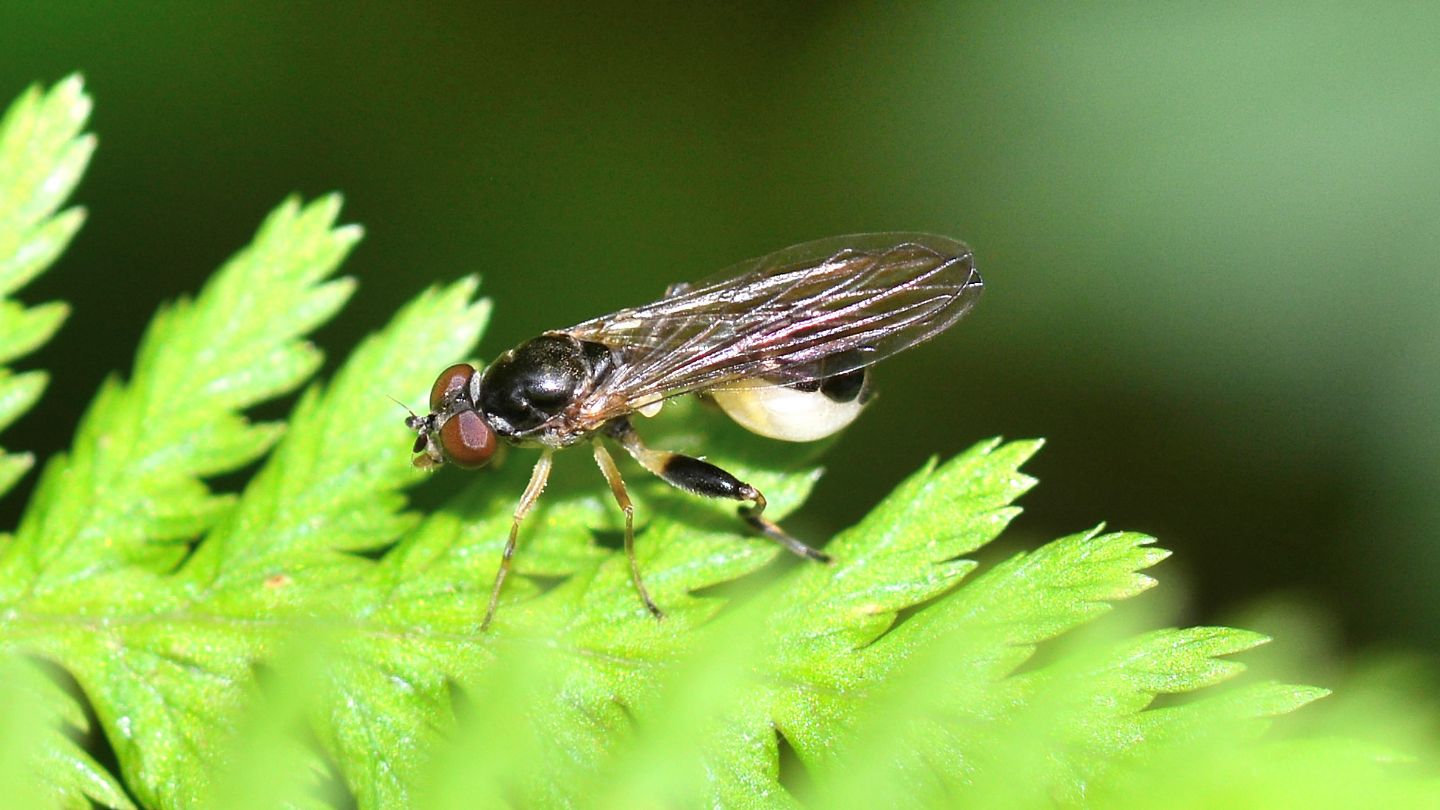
top-left (0, 74), bottom-right (90, 501)
top-left (1, 75), bottom-right (1438, 809)
top-left (0, 74), bottom-right (130, 809)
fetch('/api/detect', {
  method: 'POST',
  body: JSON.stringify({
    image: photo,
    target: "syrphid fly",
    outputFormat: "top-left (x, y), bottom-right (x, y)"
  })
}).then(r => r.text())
top-left (407, 233), bottom-right (982, 628)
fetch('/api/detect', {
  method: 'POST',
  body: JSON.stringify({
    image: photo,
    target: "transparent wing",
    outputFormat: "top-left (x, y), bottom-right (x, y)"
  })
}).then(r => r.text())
top-left (564, 232), bottom-right (981, 416)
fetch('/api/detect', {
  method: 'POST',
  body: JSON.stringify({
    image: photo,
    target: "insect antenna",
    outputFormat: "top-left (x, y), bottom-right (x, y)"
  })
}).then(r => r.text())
top-left (386, 394), bottom-right (427, 433)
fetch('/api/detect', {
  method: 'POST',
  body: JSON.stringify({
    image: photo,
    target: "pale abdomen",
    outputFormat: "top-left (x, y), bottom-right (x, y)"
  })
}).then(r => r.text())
top-left (709, 368), bottom-right (870, 442)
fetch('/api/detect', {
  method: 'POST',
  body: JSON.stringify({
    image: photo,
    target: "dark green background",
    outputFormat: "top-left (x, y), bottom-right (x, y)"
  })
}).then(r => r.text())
top-left (2, 3), bottom-right (1436, 654)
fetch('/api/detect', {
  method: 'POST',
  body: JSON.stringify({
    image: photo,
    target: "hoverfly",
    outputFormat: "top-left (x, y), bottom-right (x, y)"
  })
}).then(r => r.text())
top-left (407, 233), bottom-right (982, 628)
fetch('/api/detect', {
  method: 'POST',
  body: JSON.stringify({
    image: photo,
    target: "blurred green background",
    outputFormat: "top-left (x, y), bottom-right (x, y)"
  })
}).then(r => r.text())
top-left (1, 3), bottom-right (1436, 654)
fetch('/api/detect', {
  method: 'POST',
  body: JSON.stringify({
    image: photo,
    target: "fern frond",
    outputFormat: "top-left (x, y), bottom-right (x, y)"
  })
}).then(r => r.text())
top-left (0, 74), bottom-right (136, 810)
top-left (4, 196), bottom-right (358, 590)
top-left (0, 74), bottom-right (92, 501)
top-left (0, 75), bottom-right (1436, 810)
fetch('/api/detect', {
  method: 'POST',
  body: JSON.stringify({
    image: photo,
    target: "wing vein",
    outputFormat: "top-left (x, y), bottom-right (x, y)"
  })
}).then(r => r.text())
top-left (563, 234), bottom-right (980, 419)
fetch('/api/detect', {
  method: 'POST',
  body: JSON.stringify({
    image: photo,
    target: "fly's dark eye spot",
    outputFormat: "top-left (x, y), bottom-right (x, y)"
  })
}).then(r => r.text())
top-left (439, 409), bottom-right (496, 468)
top-left (429, 363), bottom-right (476, 412)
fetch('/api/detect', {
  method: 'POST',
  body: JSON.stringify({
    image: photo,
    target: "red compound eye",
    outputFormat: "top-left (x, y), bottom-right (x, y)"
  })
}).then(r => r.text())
top-left (439, 409), bottom-right (496, 468)
top-left (429, 363), bottom-right (476, 412)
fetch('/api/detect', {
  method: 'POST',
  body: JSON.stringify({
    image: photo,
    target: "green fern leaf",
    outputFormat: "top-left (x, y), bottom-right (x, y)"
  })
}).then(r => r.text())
top-left (6, 194), bottom-right (358, 593)
top-left (0, 74), bottom-right (91, 501)
top-left (1, 75), bottom-right (1437, 810)
top-left (0, 75), bottom-right (134, 810)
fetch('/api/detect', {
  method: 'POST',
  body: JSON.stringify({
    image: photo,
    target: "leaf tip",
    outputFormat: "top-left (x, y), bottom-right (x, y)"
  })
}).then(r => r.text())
top-left (328, 274), bottom-right (360, 300)
top-left (307, 191), bottom-right (348, 221)
top-left (334, 222), bottom-right (365, 246)
top-left (454, 273), bottom-right (482, 296)
top-left (999, 436), bottom-right (1045, 458)
top-left (56, 71), bottom-right (86, 95)
top-left (54, 72), bottom-right (92, 119)
top-left (59, 205), bottom-right (88, 229)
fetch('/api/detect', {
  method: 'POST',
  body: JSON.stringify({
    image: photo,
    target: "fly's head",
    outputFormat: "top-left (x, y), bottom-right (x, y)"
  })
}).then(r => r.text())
top-left (407, 363), bottom-right (498, 470)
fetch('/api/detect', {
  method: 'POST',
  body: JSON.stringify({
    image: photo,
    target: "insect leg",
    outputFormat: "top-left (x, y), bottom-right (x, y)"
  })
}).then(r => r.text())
top-left (592, 440), bottom-right (664, 619)
top-left (482, 449), bottom-right (555, 631)
top-left (734, 489), bottom-right (833, 562)
top-left (605, 418), bottom-right (832, 563)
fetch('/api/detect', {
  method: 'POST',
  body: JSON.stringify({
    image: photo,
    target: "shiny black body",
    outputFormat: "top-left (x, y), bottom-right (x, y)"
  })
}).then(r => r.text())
top-left (477, 335), bottom-right (618, 441)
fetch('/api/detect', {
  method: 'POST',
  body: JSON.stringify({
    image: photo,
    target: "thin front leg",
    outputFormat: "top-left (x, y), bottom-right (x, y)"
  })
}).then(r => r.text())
top-left (605, 418), bottom-right (832, 563)
top-left (482, 449), bottom-right (554, 631)
top-left (592, 440), bottom-right (663, 619)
